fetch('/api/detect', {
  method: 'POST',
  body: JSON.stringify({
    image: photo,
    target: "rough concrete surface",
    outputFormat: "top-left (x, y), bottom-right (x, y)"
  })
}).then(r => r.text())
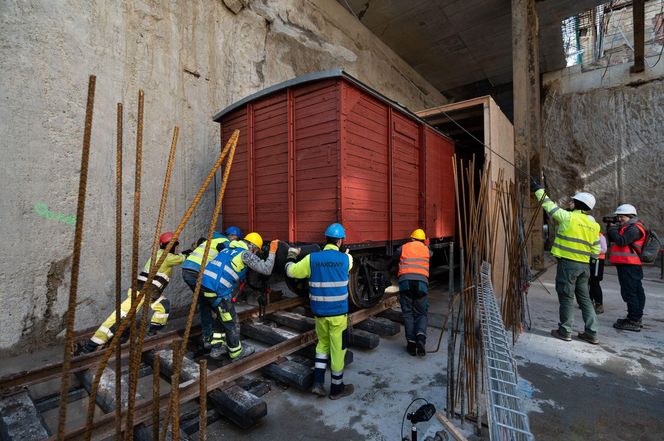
top-left (0, 0), bottom-right (447, 355)
top-left (542, 63), bottom-right (664, 235)
top-left (516, 260), bottom-right (664, 441)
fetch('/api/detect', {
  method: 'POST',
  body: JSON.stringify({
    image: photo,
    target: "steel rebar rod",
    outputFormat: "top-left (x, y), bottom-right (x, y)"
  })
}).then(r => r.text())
top-left (160, 136), bottom-right (238, 441)
top-left (128, 126), bottom-right (179, 436)
top-left (126, 89), bottom-right (145, 441)
top-left (115, 102), bottom-right (124, 440)
top-left (199, 359), bottom-right (207, 441)
top-left (446, 241), bottom-right (455, 418)
top-left (57, 74), bottom-right (96, 441)
top-left (82, 130), bottom-right (239, 441)
top-left (152, 352), bottom-right (160, 441)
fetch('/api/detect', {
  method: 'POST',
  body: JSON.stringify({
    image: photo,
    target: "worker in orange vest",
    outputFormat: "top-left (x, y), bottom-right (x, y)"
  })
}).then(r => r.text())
top-left (396, 229), bottom-right (433, 357)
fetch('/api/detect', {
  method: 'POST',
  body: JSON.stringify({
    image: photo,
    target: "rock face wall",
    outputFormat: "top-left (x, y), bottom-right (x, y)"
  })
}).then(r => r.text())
top-left (0, 0), bottom-right (446, 354)
top-left (542, 67), bottom-right (664, 238)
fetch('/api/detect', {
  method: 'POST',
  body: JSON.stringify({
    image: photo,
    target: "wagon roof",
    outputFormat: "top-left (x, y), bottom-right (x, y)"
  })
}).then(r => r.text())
top-left (212, 69), bottom-right (448, 137)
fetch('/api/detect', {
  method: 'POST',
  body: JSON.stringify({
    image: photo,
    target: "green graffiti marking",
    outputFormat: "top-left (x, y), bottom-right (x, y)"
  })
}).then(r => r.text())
top-left (34, 202), bottom-right (77, 226)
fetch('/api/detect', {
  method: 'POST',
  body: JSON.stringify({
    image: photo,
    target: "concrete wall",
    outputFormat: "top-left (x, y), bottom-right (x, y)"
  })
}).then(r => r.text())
top-left (0, 0), bottom-right (447, 355)
top-left (542, 58), bottom-right (664, 237)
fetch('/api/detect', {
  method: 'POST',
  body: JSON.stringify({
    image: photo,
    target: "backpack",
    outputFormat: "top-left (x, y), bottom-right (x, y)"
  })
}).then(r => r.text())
top-left (636, 224), bottom-right (662, 263)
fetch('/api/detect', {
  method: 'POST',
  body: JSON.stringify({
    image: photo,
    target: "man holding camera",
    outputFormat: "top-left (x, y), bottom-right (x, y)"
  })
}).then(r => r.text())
top-left (606, 204), bottom-right (646, 332)
top-left (531, 179), bottom-right (601, 344)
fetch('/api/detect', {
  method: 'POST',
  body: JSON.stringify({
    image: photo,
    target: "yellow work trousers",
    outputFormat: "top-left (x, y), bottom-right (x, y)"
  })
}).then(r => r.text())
top-left (91, 288), bottom-right (169, 345)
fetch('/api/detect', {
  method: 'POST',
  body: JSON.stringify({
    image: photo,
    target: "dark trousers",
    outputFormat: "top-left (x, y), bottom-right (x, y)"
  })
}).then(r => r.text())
top-left (589, 258), bottom-right (604, 305)
top-left (616, 264), bottom-right (646, 321)
top-left (182, 269), bottom-right (214, 340)
top-left (399, 281), bottom-right (429, 344)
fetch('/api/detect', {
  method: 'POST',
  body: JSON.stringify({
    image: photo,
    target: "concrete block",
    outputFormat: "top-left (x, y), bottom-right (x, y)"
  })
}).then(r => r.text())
top-left (0, 390), bottom-right (49, 440)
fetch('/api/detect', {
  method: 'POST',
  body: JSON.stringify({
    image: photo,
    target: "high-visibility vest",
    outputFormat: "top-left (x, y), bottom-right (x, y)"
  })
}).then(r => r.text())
top-left (551, 211), bottom-right (601, 263)
top-left (398, 241), bottom-right (430, 283)
top-left (201, 242), bottom-right (248, 305)
top-left (610, 222), bottom-right (646, 265)
top-left (598, 232), bottom-right (607, 260)
top-left (137, 249), bottom-right (184, 293)
top-left (309, 247), bottom-right (350, 317)
top-left (181, 236), bottom-right (229, 272)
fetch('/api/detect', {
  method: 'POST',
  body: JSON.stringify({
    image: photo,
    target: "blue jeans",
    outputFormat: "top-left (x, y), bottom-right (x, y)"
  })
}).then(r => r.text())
top-left (399, 280), bottom-right (429, 344)
top-left (182, 268), bottom-right (214, 341)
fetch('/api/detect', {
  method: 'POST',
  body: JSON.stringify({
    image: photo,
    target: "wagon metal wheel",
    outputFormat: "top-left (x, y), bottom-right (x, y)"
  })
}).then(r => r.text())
top-left (285, 276), bottom-right (309, 298)
top-left (348, 256), bottom-right (385, 309)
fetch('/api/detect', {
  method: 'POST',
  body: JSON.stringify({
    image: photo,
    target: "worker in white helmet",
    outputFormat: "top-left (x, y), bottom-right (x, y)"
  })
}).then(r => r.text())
top-left (531, 179), bottom-right (601, 345)
top-left (606, 204), bottom-right (647, 331)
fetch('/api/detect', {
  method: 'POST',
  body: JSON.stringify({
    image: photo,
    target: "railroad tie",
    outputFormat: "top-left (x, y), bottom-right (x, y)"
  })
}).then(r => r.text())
top-left (0, 390), bottom-right (49, 440)
top-left (143, 350), bottom-right (266, 430)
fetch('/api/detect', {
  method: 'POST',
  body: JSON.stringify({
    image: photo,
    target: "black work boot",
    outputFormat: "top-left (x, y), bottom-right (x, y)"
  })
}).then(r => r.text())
top-left (613, 319), bottom-right (641, 332)
top-left (406, 341), bottom-right (417, 356)
top-left (75, 340), bottom-right (99, 356)
top-left (416, 335), bottom-right (426, 357)
top-left (329, 384), bottom-right (354, 400)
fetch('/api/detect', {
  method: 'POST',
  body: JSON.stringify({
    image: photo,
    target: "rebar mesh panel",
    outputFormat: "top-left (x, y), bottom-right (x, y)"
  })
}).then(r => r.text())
top-left (478, 261), bottom-right (535, 441)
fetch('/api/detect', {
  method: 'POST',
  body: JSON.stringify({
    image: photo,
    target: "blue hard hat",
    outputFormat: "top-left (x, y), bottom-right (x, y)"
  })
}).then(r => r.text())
top-left (224, 226), bottom-right (242, 237)
top-left (324, 223), bottom-right (346, 239)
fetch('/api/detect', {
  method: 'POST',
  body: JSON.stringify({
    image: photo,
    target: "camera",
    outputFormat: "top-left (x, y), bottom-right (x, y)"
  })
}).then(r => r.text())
top-left (407, 403), bottom-right (436, 424)
top-left (602, 216), bottom-right (618, 224)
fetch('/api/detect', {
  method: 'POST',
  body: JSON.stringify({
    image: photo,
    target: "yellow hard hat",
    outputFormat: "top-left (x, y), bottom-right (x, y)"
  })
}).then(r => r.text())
top-left (244, 232), bottom-right (263, 249)
top-left (410, 228), bottom-right (426, 241)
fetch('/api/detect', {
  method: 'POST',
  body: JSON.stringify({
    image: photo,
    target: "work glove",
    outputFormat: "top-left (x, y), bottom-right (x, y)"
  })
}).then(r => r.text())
top-left (424, 238), bottom-right (430, 246)
top-left (530, 177), bottom-right (544, 193)
top-left (216, 242), bottom-right (226, 252)
top-left (269, 239), bottom-right (279, 254)
top-left (287, 247), bottom-right (301, 260)
top-left (182, 249), bottom-right (193, 256)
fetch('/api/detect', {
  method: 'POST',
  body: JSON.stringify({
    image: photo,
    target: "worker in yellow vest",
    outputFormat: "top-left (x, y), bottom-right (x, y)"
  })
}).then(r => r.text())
top-left (531, 179), bottom-right (601, 345)
top-left (396, 229), bottom-right (433, 357)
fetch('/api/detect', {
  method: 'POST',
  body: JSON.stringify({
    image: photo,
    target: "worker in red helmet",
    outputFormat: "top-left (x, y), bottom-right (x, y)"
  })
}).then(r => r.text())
top-left (76, 232), bottom-right (188, 354)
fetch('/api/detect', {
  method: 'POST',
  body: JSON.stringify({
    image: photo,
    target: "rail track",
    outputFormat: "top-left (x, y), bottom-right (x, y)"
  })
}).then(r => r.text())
top-left (0, 294), bottom-right (401, 440)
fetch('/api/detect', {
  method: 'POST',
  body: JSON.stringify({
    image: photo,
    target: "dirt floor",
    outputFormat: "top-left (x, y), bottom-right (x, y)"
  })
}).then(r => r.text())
top-left (515, 260), bottom-right (664, 441)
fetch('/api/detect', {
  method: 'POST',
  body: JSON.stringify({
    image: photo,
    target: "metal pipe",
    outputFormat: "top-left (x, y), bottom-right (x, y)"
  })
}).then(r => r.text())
top-left (199, 359), bottom-right (207, 441)
top-left (459, 246), bottom-right (465, 427)
top-left (115, 102), bottom-right (123, 440)
top-left (57, 74), bottom-right (96, 441)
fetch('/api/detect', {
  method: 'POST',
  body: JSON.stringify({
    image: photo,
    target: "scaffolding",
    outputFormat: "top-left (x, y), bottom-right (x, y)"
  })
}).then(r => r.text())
top-left (478, 261), bottom-right (535, 441)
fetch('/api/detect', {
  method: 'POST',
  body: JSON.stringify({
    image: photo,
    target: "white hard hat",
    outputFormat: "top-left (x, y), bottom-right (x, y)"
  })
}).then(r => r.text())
top-left (572, 192), bottom-right (596, 210)
top-left (615, 204), bottom-right (637, 216)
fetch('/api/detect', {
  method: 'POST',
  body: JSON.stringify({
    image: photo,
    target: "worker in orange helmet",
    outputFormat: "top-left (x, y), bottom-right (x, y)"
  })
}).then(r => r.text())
top-left (76, 232), bottom-right (188, 354)
top-left (396, 229), bottom-right (433, 357)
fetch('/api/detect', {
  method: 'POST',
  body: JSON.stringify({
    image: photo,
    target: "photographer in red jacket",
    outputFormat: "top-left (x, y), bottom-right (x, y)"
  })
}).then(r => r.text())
top-left (606, 204), bottom-right (646, 332)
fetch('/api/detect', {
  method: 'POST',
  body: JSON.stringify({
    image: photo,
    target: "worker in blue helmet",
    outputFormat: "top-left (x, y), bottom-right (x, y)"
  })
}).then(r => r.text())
top-left (181, 226), bottom-right (242, 349)
top-left (285, 223), bottom-right (354, 400)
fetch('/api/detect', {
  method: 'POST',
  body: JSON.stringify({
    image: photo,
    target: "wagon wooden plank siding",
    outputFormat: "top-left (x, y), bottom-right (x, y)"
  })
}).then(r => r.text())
top-left (213, 69), bottom-right (455, 308)
top-left (214, 69), bottom-right (455, 244)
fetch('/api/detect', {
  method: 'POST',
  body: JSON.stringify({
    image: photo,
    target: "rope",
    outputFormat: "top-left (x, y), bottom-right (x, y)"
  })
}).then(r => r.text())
top-left (57, 74), bottom-right (95, 440)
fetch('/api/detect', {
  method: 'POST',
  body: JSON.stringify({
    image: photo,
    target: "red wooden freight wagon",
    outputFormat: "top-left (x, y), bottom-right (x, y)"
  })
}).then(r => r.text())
top-left (213, 69), bottom-right (455, 307)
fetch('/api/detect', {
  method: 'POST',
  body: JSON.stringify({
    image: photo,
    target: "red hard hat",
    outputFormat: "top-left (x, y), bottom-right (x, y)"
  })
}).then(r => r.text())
top-left (159, 232), bottom-right (175, 245)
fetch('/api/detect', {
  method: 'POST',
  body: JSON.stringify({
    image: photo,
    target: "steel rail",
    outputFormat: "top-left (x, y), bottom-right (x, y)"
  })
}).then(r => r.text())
top-left (56, 296), bottom-right (397, 441)
top-left (0, 297), bottom-right (306, 393)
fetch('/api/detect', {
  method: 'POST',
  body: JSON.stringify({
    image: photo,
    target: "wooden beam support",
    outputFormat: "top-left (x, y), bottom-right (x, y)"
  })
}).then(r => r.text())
top-left (631, 0), bottom-right (645, 73)
top-left (512, 0), bottom-right (544, 270)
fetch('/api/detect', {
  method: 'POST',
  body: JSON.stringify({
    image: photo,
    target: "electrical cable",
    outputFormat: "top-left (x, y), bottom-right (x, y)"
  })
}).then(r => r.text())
top-left (400, 398), bottom-right (429, 441)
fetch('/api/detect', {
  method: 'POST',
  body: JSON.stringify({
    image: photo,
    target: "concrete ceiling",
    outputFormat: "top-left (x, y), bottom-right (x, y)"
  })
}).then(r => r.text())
top-left (338, 0), bottom-right (606, 116)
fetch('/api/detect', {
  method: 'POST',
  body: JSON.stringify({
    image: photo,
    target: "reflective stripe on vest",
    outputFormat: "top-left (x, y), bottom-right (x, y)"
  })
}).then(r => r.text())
top-left (309, 248), bottom-right (350, 317)
top-left (200, 243), bottom-right (248, 300)
top-left (398, 241), bottom-right (430, 280)
top-left (181, 237), bottom-right (228, 272)
top-left (550, 211), bottom-right (600, 263)
top-left (609, 222), bottom-right (646, 265)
